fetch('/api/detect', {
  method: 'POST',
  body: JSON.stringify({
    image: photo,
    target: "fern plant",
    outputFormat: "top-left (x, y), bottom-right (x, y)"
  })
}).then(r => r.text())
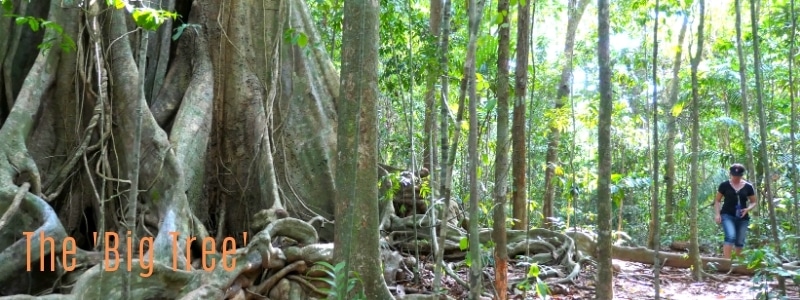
top-left (307, 261), bottom-right (365, 300)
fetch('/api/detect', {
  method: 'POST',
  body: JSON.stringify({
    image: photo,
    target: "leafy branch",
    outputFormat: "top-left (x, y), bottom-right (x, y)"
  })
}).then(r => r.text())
top-left (106, 0), bottom-right (178, 31)
top-left (2, 0), bottom-right (76, 53)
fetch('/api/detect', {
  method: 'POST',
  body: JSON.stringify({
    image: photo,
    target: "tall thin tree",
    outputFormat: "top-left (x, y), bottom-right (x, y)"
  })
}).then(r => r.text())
top-left (734, 0), bottom-right (757, 199)
top-left (434, 0), bottom-right (454, 291)
top-left (790, 0), bottom-right (800, 257)
top-left (422, 0), bottom-right (442, 180)
top-left (332, 0), bottom-right (393, 297)
top-left (512, 0), bottom-right (532, 231)
top-left (467, 0), bottom-right (485, 298)
top-left (596, 0), bottom-right (614, 298)
top-left (492, 0), bottom-right (511, 297)
top-left (662, 13), bottom-right (688, 227)
top-left (542, 0), bottom-right (590, 229)
top-left (688, 0), bottom-right (706, 282)
top-left (650, 0), bottom-right (662, 298)
top-left (749, 0), bottom-right (786, 292)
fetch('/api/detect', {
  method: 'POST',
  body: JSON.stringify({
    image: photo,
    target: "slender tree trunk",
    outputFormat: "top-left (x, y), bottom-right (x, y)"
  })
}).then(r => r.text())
top-left (748, 0), bottom-right (786, 292)
top-left (595, 0), bottom-right (614, 298)
top-left (433, 0), bottom-right (453, 291)
top-left (735, 0), bottom-right (758, 203)
top-left (512, 0), bottom-right (531, 231)
top-left (492, 0), bottom-right (511, 297)
top-left (790, 0), bottom-right (800, 258)
top-left (542, 0), bottom-right (590, 229)
top-left (689, 0), bottom-right (706, 282)
top-left (663, 14), bottom-right (688, 226)
top-left (332, 0), bottom-right (393, 298)
top-left (467, 0), bottom-right (485, 298)
top-left (650, 1), bottom-right (662, 298)
top-left (422, 0), bottom-right (442, 177)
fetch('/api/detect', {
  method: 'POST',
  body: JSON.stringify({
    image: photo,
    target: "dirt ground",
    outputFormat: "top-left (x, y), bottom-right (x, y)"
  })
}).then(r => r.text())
top-left (401, 255), bottom-right (799, 300)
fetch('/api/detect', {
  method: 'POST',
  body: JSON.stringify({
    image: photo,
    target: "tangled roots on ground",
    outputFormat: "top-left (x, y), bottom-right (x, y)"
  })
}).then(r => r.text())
top-left (0, 208), bottom-right (344, 300)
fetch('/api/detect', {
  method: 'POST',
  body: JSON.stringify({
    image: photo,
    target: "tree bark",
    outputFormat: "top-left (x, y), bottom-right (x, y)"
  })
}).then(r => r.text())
top-left (332, 0), bottom-right (393, 298)
top-left (734, 0), bottom-right (758, 206)
top-left (467, 0), bottom-right (485, 298)
top-left (595, 0), bottom-right (614, 298)
top-left (433, 0), bottom-right (454, 291)
top-left (542, 0), bottom-right (589, 229)
top-left (748, 0), bottom-right (786, 292)
top-left (512, 0), bottom-right (531, 231)
top-left (649, 1), bottom-right (662, 298)
top-left (790, 0), bottom-right (800, 258)
top-left (689, 0), bottom-right (706, 282)
top-left (422, 0), bottom-right (442, 176)
top-left (492, 0), bottom-right (511, 297)
top-left (0, 0), bottom-right (343, 298)
top-left (663, 14), bottom-right (688, 227)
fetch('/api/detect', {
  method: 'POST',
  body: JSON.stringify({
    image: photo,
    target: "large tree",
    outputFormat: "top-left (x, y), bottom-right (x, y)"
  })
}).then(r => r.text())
top-left (0, 0), bottom-right (344, 298)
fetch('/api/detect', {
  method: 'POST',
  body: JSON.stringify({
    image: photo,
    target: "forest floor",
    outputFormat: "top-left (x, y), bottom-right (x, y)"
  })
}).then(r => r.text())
top-left (403, 250), bottom-right (800, 300)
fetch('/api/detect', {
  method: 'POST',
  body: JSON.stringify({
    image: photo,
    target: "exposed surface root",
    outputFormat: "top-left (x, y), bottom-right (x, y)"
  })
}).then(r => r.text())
top-left (0, 215), bottom-right (339, 299)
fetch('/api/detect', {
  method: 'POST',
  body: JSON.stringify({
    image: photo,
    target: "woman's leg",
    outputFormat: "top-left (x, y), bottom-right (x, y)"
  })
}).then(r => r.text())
top-left (734, 218), bottom-right (750, 257)
top-left (720, 214), bottom-right (737, 259)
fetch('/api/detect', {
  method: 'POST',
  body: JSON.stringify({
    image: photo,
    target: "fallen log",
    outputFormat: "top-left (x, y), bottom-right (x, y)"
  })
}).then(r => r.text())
top-left (566, 230), bottom-right (756, 275)
top-left (611, 245), bottom-right (755, 275)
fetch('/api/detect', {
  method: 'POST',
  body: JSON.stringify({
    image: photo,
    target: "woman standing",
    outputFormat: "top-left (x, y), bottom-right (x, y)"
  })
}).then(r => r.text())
top-left (714, 163), bottom-right (758, 259)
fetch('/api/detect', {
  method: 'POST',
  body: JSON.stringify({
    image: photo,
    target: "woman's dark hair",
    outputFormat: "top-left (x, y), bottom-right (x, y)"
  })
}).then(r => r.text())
top-left (729, 163), bottom-right (746, 176)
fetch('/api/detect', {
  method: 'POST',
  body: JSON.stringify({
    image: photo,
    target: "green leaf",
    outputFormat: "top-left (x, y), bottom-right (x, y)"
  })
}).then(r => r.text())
top-left (132, 9), bottom-right (162, 31)
top-left (2, 0), bottom-right (12, 12)
top-left (527, 263), bottom-right (540, 278)
top-left (172, 25), bottom-right (185, 41)
top-left (42, 21), bottom-right (64, 34)
top-left (114, 0), bottom-right (126, 10)
top-left (610, 173), bottom-right (623, 183)
top-left (459, 237), bottom-right (469, 251)
top-left (27, 18), bottom-right (39, 31)
top-left (15, 17), bottom-right (26, 25)
top-left (297, 32), bottom-right (308, 47)
top-left (671, 101), bottom-right (684, 117)
top-left (485, 98), bottom-right (496, 112)
top-left (535, 281), bottom-right (549, 297)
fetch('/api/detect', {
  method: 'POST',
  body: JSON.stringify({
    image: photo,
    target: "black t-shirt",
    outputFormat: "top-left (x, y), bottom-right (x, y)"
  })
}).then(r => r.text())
top-left (717, 180), bottom-right (756, 219)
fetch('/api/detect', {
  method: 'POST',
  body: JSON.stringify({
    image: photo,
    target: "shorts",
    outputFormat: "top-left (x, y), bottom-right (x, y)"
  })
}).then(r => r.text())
top-left (720, 213), bottom-right (750, 248)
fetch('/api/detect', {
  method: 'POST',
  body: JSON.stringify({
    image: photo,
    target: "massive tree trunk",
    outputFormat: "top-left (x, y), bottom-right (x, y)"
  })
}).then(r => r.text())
top-left (0, 0), bottom-right (342, 298)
